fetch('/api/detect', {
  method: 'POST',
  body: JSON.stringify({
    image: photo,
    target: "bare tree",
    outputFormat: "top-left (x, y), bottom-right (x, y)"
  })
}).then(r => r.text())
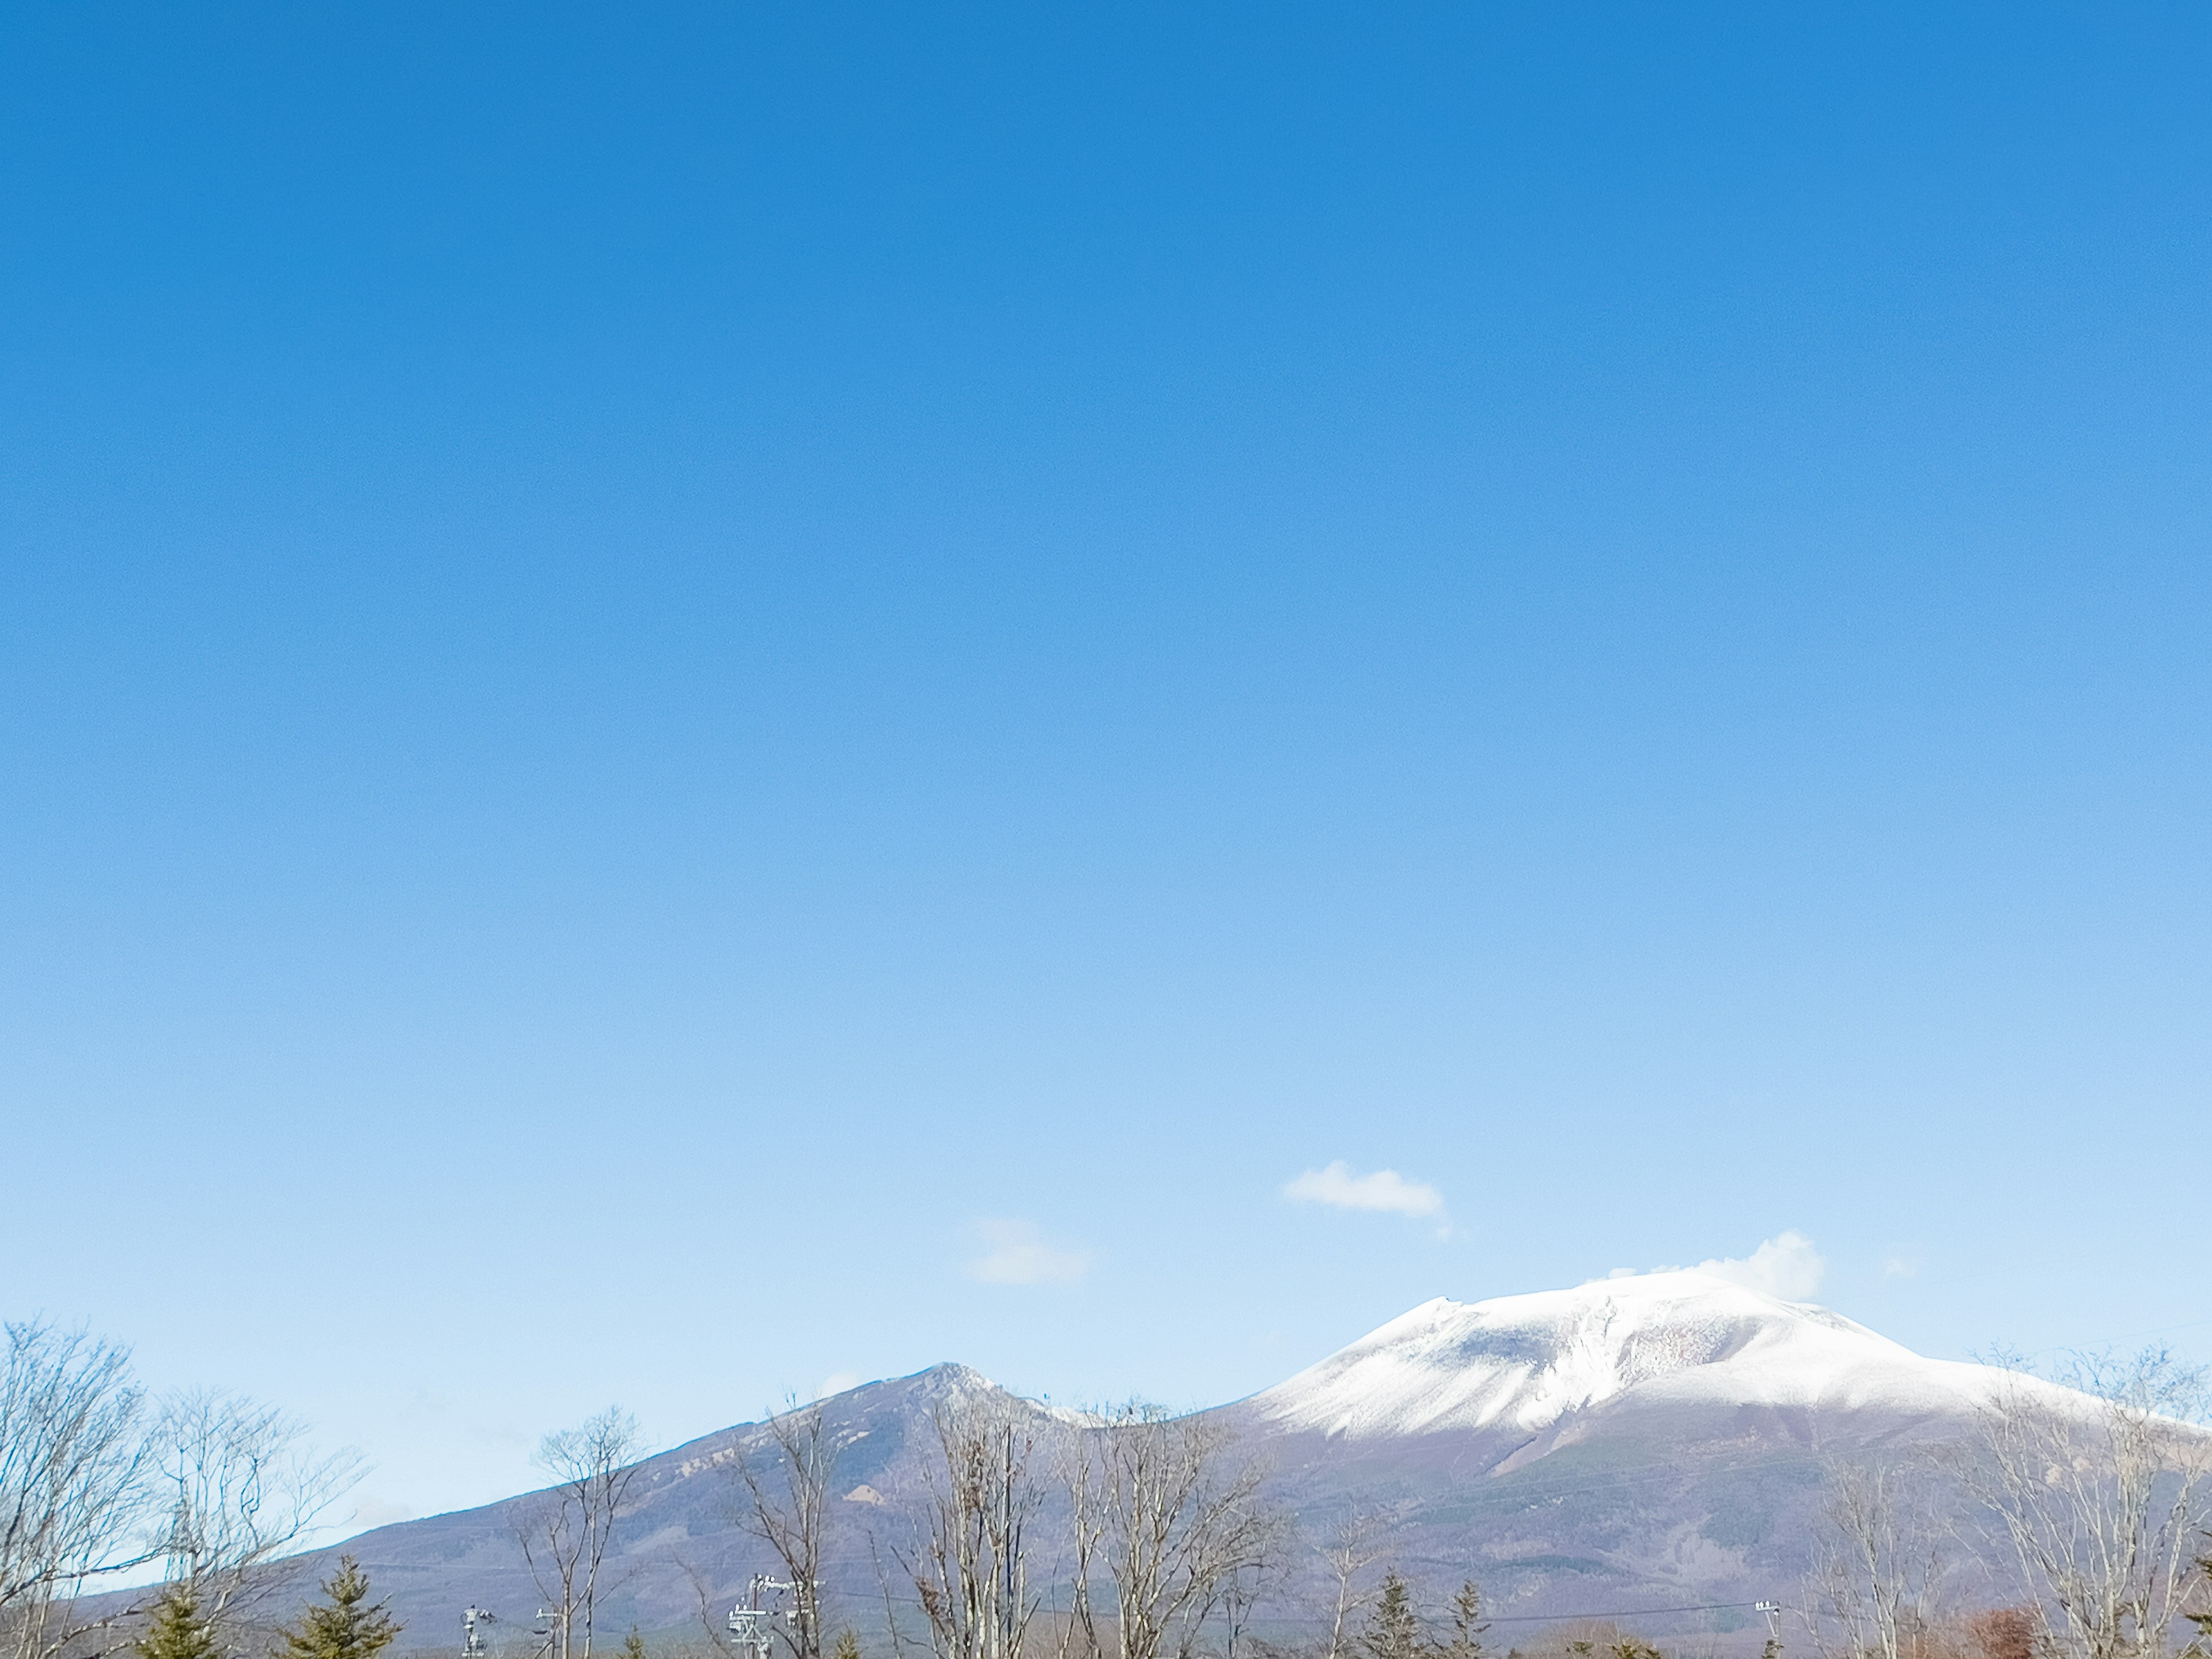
top-left (1943, 1349), bottom-right (2212, 1659)
top-left (1315, 1521), bottom-right (1380, 1659)
top-left (0, 1323), bottom-right (154, 1659)
top-left (1310, 1513), bottom-right (1384, 1659)
top-left (895, 1395), bottom-right (1050, 1659)
top-left (1065, 1405), bottom-right (1282, 1659)
top-left (516, 1408), bottom-right (648, 1659)
top-left (143, 1388), bottom-right (363, 1635)
top-left (1805, 1454), bottom-right (1949, 1659)
top-left (731, 1400), bottom-right (842, 1659)
top-left (1215, 1547), bottom-right (1285, 1659)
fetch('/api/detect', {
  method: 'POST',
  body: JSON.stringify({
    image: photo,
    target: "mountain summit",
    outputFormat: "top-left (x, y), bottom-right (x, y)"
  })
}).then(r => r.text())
top-left (1249, 1270), bottom-right (2000, 1446)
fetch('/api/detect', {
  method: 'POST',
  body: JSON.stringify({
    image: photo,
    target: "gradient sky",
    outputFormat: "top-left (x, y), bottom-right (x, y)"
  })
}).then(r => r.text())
top-left (4, 2), bottom-right (2208, 1541)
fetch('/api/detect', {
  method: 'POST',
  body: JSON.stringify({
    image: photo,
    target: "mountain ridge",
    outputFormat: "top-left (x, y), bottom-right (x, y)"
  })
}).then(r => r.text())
top-left (268, 1272), bottom-right (2116, 1646)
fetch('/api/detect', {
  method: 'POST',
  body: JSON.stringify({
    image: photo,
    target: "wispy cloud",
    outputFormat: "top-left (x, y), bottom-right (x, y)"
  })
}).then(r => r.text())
top-left (1881, 1254), bottom-right (1919, 1279)
top-left (966, 1219), bottom-right (1090, 1286)
top-left (1282, 1160), bottom-right (1445, 1220)
top-left (816, 1371), bottom-right (862, 1398)
top-left (1688, 1230), bottom-right (1826, 1300)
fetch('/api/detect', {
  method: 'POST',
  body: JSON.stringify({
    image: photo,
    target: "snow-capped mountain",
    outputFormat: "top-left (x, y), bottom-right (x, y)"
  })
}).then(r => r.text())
top-left (273, 1272), bottom-right (2084, 1645)
top-left (1248, 1270), bottom-right (2008, 1445)
top-left (1200, 1271), bottom-right (2056, 1633)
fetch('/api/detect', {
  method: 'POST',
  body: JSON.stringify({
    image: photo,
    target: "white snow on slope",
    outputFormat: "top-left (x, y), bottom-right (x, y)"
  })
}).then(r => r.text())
top-left (1250, 1268), bottom-right (2022, 1441)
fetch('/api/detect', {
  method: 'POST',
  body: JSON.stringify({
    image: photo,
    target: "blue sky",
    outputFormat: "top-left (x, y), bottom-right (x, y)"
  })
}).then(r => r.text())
top-left (3, 2), bottom-right (2207, 1536)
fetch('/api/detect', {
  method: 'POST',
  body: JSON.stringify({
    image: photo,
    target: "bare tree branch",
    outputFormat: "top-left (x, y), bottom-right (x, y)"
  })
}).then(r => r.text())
top-left (0, 1323), bottom-right (156, 1659)
top-left (515, 1408), bottom-right (647, 1659)
top-left (1065, 1404), bottom-right (1283, 1659)
top-left (1311, 1510), bottom-right (1384, 1659)
top-left (894, 1395), bottom-right (1049, 1659)
top-left (730, 1400), bottom-right (841, 1659)
top-left (1941, 1349), bottom-right (2212, 1659)
top-left (1803, 1453), bottom-right (1949, 1659)
top-left (142, 1387), bottom-right (363, 1638)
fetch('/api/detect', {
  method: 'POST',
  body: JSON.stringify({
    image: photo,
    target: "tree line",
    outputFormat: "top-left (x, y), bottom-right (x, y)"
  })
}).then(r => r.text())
top-left (702, 1391), bottom-right (1500, 1659)
top-left (9, 1316), bottom-right (2212, 1659)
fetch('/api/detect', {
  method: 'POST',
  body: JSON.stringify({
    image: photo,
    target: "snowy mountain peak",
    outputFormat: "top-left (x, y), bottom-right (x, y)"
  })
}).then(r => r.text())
top-left (1249, 1268), bottom-right (1988, 1442)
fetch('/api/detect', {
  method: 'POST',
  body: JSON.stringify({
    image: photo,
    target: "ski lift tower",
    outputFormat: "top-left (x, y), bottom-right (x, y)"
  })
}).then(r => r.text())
top-left (729, 1576), bottom-right (796, 1659)
top-left (463, 1608), bottom-right (496, 1659)
top-left (1755, 1602), bottom-right (1785, 1651)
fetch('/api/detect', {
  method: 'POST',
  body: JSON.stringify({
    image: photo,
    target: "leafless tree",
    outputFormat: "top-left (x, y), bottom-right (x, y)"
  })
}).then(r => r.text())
top-left (0, 1324), bottom-right (154, 1659)
top-left (1942, 1349), bottom-right (2212, 1659)
top-left (894, 1394), bottom-right (1050, 1659)
top-left (1309, 1511), bottom-right (1384, 1659)
top-left (515, 1408), bottom-right (649, 1659)
top-left (142, 1388), bottom-right (363, 1635)
top-left (1065, 1405), bottom-right (1282, 1659)
top-left (1215, 1546), bottom-right (1283, 1659)
top-left (732, 1399), bottom-right (842, 1659)
top-left (1804, 1453), bottom-right (1949, 1659)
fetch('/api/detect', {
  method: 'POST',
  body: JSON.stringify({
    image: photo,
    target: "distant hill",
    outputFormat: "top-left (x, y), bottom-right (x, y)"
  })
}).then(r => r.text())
top-left (290, 1271), bottom-right (2104, 1654)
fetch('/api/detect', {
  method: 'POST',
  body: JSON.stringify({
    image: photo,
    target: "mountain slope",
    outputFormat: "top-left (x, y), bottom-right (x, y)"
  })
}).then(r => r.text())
top-left (1210, 1272), bottom-right (2059, 1630)
top-left (314, 1363), bottom-right (1052, 1650)
top-left (292, 1272), bottom-right (2099, 1647)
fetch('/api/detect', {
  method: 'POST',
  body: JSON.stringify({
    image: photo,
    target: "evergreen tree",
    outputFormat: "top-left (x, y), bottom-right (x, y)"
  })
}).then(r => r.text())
top-left (619, 1629), bottom-right (648, 1659)
top-left (1434, 1582), bottom-right (1488, 1659)
top-left (830, 1633), bottom-right (862, 1659)
top-left (138, 1586), bottom-right (218, 1659)
top-left (1359, 1572), bottom-right (1421, 1659)
top-left (277, 1557), bottom-right (400, 1659)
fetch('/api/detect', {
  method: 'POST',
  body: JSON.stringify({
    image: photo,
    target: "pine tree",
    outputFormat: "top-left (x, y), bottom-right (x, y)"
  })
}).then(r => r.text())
top-left (830, 1633), bottom-right (862, 1659)
top-left (138, 1585), bottom-right (218, 1659)
top-left (1359, 1572), bottom-right (1421, 1659)
top-left (618, 1629), bottom-right (648, 1659)
top-left (277, 1557), bottom-right (401, 1659)
top-left (1435, 1582), bottom-right (1487, 1659)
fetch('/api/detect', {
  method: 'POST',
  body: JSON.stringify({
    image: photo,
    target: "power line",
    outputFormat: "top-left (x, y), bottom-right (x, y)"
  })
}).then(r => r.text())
top-left (1480, 1602), bottom-right (1768, 1626)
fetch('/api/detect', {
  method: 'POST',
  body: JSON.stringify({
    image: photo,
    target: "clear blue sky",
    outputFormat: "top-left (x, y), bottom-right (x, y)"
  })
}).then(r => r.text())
top-left (4, 2), bottom-right (2207, 1536)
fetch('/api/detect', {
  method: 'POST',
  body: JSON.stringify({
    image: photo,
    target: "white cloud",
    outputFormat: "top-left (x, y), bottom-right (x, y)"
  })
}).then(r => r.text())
top-left (1881, 1255), bottom-right (1919, 1279)
top-left (1690, 1230), bottom-right (1826, 1300)
top-left (966, 1219), bottom-right (1090, 1286)
top-left (1282, 1160), bottom-right (1445, 1219)
top-left (817, 1371), bottom-right (862, 1398)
